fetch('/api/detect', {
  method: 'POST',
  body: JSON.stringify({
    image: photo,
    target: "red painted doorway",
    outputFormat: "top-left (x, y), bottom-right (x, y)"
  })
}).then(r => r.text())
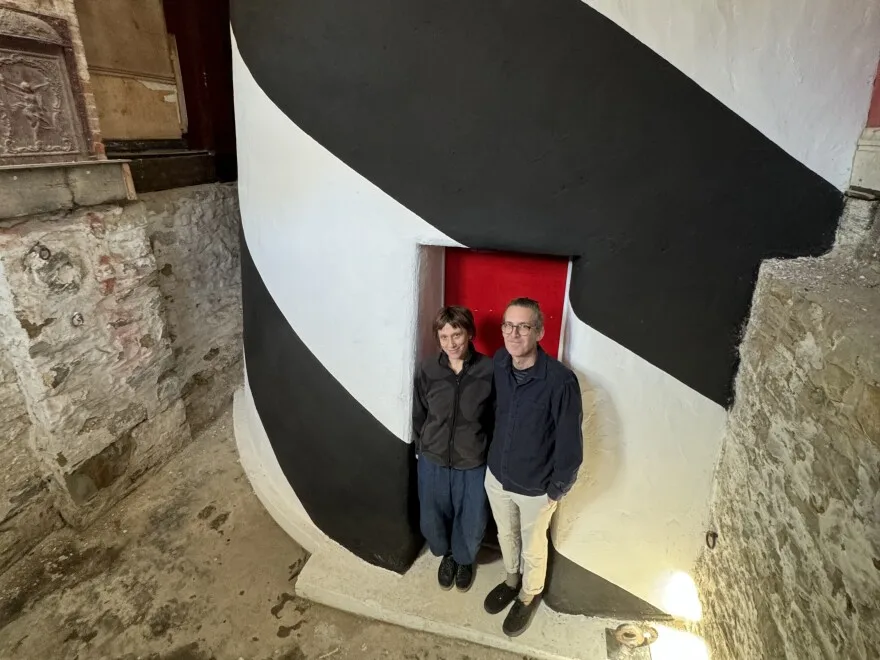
top-left (443, 248), bottom-right (570, 359)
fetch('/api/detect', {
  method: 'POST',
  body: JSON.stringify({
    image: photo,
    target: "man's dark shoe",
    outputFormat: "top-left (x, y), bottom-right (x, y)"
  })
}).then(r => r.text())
top-left (455, 563), bottom-right (475, 592)
top-left (483, 581), bottom-right (520, 614)
top-left (502, 596), bottom-right (541, 637)
top-left (438, 554), bottom-right (456, 590)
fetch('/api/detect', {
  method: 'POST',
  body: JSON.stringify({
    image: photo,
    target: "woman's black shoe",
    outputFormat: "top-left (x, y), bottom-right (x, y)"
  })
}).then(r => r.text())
top-left (502, 596), bottom-right (541, 637)
top-left (438, 554), bottom-right (456, 590)
top-left (455, 563), bottom-right (475, 592)
top-left (483, 581), bottom-right (520, 614)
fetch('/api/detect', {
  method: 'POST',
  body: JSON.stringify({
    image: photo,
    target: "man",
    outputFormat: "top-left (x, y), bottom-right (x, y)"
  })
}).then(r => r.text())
top-left (483, 297), bottom-right (583, 637)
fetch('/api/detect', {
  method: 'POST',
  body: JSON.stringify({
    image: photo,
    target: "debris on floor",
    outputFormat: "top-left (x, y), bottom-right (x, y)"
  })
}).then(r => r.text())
top-left (0, 407), bottom-right (527, 660)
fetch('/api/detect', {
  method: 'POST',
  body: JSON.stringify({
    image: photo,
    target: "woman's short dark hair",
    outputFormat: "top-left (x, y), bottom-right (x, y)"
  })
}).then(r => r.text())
top-left (433, 305), bottom-right (476, 339)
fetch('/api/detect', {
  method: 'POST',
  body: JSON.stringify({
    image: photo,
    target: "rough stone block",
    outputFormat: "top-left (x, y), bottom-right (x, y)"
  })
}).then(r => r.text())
top-left (0, 415), bottom-right (42, 523)
top-left (141, 183), bottom-right (243, 433)
top-left (66, 160), bottom-right (136, 207)
top-left (0, 201), bottom-right (191, 517)
top-left (695, 247), bottom-right (880, 660)
top-left (851, 128), bottom-right (880, 194)
top-left (834, 197), bottom-right (878, 250)
top-left (0, 166), bottom-right (73, 218)
top-left (52, 399), bottom-right (189, 528)
top-left (0, 161), bottom-right (135, 219)
top-left (0, 351), bottom-right (59, 572)
top-left (0, 181), bottom-right (241, 567)
top-left (0, 486), bottom-right (60, 573)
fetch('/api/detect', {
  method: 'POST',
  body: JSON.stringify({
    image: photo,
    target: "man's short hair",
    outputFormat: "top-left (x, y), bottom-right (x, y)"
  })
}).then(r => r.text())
top-left (433, 305), bottom-right (476, 339)
top-left (505, 297), bottom-right (544, 331)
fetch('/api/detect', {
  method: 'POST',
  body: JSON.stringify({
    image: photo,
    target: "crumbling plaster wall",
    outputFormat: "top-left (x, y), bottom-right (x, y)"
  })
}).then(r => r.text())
top-left (0, 183), bottom-right (242, 572)
top-left (694, 198), bottom-right (880, 660)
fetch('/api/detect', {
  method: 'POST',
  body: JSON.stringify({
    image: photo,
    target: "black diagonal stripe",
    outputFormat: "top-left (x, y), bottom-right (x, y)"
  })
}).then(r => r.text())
top-left (232, 0), bottom-right (842, 406)
top-left (545, 538), bottom-right (670, 619)
top-left (241, 233), bottom-right (422, 572)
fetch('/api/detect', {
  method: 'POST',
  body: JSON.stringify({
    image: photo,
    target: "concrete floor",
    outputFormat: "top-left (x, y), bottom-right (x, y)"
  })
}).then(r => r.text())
top-left (0, 408), bottom-right (527, 660)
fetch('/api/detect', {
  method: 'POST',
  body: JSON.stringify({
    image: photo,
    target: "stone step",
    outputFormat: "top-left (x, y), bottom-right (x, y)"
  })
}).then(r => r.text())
top-left (295, 548), bottom-right (707, 660)
top-left (0, 160), bottom-right (136, 220)
top-left (835, 193), bottom-right (879, 255)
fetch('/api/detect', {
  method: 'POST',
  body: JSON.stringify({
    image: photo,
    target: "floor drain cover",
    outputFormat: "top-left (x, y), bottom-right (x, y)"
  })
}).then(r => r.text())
top-left (605, 623), bottom-right (658, 659)
top-left (614, 623), bottom-right (658, 647)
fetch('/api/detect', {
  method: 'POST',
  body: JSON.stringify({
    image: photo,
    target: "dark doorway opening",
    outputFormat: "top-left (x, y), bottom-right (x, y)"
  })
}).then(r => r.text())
top-left (161, 0), bottom-right (237, 182)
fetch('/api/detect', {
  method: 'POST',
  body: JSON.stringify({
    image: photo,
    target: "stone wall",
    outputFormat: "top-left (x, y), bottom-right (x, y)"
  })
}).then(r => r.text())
top-left (0, 200), bottom-right (188, 528)
top-left (694, 197), bottom-right (880, 660)
top-left (0, 182), bottom-right (241, 572)
top-left (142, 183), bottom-right (242, 433)
top-left (0, 351), bottom-right (60, 570)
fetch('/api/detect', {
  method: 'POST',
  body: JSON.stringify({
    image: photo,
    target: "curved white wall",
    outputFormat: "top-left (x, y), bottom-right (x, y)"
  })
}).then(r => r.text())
top-left (553, 308), bottom-right (726, 616)
top-left (233, 39), bottom-right (461, 443)
top-left (583, 0), bottom-right (880, 189)
top-left (233, 39), bottom-right (726, 613)
top-left (233, 370), bottom-right (330, 556)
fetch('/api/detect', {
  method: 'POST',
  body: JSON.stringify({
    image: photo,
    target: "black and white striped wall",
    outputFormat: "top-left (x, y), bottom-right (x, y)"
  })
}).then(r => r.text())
top-left (230, 0), bottom-right (880, 619)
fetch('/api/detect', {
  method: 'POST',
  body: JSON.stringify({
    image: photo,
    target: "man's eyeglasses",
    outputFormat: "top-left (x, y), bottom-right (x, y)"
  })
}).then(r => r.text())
top-left (501, 322), bottom-right (534, 335)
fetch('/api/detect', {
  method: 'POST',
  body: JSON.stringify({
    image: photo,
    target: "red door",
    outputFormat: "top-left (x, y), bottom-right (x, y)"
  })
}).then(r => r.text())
top-left (444, 248), bottom-right (570, 359)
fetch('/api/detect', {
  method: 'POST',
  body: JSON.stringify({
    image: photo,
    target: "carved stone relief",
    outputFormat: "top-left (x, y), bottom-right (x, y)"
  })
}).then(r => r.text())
top-left (0, 7), bottom-right (89, 165)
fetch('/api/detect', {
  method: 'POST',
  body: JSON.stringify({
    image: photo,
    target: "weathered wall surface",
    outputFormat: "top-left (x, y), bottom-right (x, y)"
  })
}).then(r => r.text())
top-left (0, 202), bottom-right (188, 528)
top-left (695, 198), bottom-right (880, 660)
top-left (142, 183), bottom-right (242, 433)
top-left (74, 0), bottom-right (182, 140)
top-left (0, 183), bottom-right (241, 572)
top-left (0, 351), bottom-right (60, 571)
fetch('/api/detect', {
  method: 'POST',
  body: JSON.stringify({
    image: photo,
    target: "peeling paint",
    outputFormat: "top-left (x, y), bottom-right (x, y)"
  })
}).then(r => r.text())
top-left (138, 80), bottom-right (177, 93)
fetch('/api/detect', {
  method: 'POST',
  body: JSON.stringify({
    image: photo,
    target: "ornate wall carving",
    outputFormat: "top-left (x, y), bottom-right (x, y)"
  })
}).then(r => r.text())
top-left (0, 6), bottom-right (89, 165)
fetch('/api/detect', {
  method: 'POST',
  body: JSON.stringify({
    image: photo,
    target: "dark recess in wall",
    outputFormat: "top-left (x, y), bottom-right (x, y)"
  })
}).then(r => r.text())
top-left (163, 0), bottom-right (238, 181)
top-left (240, 235), bottom-right (423, 573)
top-left (231, 0), bottom-right (843, 407)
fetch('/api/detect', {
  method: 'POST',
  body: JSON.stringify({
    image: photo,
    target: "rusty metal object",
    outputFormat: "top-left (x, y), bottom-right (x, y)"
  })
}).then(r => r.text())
top-left (613, 623), bottom-right (659, 648)
top-left (706, 530), bottom-right (718, 549)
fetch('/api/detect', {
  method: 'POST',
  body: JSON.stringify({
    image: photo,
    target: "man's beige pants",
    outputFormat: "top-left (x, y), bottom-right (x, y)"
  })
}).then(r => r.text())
top-left (485, 468), bottom-right (558, 597)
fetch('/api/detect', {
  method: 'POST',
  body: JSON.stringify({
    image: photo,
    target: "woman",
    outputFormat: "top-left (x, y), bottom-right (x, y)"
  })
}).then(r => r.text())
top-left (412, 306), bottom-right (495, 592)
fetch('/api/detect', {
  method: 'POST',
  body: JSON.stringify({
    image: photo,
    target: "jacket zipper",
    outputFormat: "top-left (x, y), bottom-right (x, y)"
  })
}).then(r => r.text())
top-left (447, 363), bottom-right (466, 467)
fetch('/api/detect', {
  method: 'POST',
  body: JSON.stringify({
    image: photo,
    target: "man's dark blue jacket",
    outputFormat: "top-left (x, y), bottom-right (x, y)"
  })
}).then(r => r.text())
top-left (487, 346), bottom-right (583, 501)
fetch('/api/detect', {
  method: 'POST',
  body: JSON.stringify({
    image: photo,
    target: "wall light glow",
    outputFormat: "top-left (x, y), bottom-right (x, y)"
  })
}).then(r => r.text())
top-left (650, 624), bottom-right (710, 660)
top-left (662, 571), bottom-right (703, 621)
